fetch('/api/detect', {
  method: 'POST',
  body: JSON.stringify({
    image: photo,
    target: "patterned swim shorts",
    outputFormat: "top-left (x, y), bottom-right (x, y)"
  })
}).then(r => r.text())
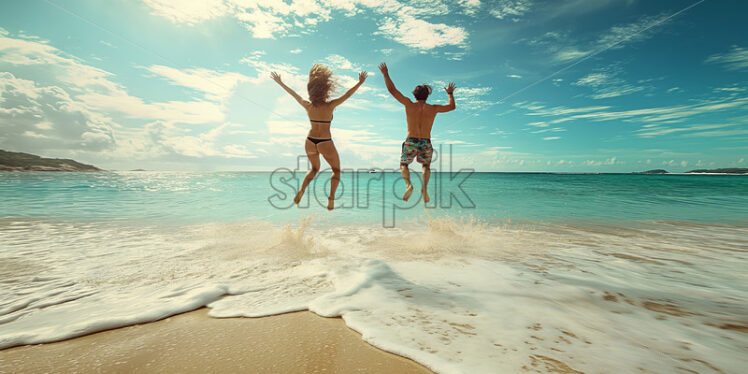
top-left (400, 137), bottom-right (433, 166)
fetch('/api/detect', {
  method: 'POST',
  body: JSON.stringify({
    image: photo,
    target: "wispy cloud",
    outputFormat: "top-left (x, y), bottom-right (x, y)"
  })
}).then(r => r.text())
top-left (635, 123), bottom-right (737, 137)
top-left (458, 0), bottom-right (481, 16)
top-left (489, 0), bottom-right (533, 20)
top-left (526, 13), bottom-right (674, 63)
top-left (573, 68), bottom-right (648, 99)
top-left (324, 54), bottom-right (363, 72)
top-left (515, 94), bottom-right (748, 140)
top-left (434, 84), bottom-right (492, 110)
top-left (705, 45), bottom-right (748, 71)
top-left (146, 65), bottom-right (253, 102)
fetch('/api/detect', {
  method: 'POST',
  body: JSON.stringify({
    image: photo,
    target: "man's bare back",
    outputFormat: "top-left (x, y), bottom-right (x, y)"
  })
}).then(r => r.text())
top-left (404, 101), bottom-right (440, 139)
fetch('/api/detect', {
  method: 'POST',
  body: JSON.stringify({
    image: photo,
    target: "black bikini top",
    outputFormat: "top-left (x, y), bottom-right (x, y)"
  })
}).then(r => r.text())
top-left (310, 114), bottom-right (333, 124)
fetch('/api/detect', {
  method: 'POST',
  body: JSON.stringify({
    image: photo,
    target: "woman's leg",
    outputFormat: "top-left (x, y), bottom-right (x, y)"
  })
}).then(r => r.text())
top-left (316, 141), bottom-right (340, 211)
top-left (295, 139), bottom-right (321, 205)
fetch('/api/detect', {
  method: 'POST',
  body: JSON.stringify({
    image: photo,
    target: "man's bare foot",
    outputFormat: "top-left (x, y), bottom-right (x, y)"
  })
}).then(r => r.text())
top-left (403, 184), bottom-right (414, 201)
top-left (294, 190), bottom-right (304, 205)
top-left (422, 188), bottom-right (430, 203)
top-left (327, 197), bottom-right (334, 211)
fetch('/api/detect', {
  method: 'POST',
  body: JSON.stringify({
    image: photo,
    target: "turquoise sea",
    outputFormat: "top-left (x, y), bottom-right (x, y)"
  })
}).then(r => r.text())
top-left (1, 171), bottom-right (746, 225)
top-left (1, 171), bottom-right (746, 374)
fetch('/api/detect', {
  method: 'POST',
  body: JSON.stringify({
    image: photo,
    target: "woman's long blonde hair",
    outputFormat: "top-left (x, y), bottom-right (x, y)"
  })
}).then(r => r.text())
top-left (307, 64), bottom-right (336, 106)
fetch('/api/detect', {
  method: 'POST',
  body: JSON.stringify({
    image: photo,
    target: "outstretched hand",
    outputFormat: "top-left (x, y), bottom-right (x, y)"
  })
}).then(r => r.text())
top-left (270, 71), bottom-right (282, 84)
top-left (359, 71), bottom-right (368, 83)
top-left (378, 62), bottom-right (388, 75)
top-left (445, 82), bottom-right (456, 95)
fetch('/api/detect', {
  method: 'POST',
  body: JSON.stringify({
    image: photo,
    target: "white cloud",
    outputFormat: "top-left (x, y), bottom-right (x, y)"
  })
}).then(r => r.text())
top-left (233, 6), bottom-right (292, 39)
top-left (0, 31), bottom-right (233, 125)
top-left (705, 46), bottom-right (748, 71)
top-left (0, 30), bottom-right (274, 166)
top-left (514, 102), bottom-right (611, 117)
top-left (489, 0), bottom-right (532, 20)
top-left (289, 48), bottom-right (302, 54)
top-left (575, 72), bottom-right (609, 87)
top-left (595, 13), bottom-right (671, 50)
top-left (144, 120), bottom-right (258, 159)
top-left (573, 69), bottom-right (647, 99)
top-left (530, 127), bottom-right (565, 134)
top-left (681, 129), bottom-right (748, 137)
top-left (543, 136), bottom-right (560, 140)
top-left (141, 0), bottom-right (229, 25)
top-left (139, 0), bottom-right (465, 51)
top-left (377, 15), bottom-right (468, 50)
top-left (0, 33), bottom-right (119, 91)
top-left (0, 72), bottom-right (116, 154)
top-left (325, 54), bottom-right (361, 72)
top-left (146, 65), bottom-right (253, 102)
top-left (516, 96), bottom-right (748, 139)
top-left (439, 85), bottom-right (492, 111)
top-left (507, 74), bottom-right (522, 79)
top-left (528, 13), bottom-right (672, 63)
top-left (458, 0), bottom-right (481, 16)
top-left (635, 123), bottom-right (735, 138)
top-left (77, 91), bottom-right (226, 125)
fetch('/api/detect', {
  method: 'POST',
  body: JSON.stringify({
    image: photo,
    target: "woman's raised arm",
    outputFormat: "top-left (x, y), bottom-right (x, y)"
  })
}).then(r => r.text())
top-left (270, 72), bottom-right (310, 108)
top-left (329, 71), bottom-right (367, 108)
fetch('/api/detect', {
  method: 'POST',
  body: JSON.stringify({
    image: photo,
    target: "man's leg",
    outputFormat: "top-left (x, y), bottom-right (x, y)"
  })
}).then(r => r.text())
top-left (400, 164), bottom-right (414, 201)
top-left (421, 164), bottom-right (431, 203)
top-left (418, 141), bottom-right (434, 204)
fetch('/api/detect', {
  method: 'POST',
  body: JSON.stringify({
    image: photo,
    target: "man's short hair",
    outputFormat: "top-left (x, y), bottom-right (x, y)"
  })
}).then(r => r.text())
top-left (413, 84), bottom-right (432, 101)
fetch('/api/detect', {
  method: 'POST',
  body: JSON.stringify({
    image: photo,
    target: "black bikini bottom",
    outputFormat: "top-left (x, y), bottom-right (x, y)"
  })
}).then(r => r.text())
top-left (307, 137), bottom-right (332, 144)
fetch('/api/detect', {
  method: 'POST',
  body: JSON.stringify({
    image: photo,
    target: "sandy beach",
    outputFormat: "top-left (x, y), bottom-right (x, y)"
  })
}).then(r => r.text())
top-left (0, 309), bottom-right (433, 374)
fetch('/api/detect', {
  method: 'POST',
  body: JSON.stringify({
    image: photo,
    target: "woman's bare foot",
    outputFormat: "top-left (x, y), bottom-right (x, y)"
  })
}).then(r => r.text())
top-left (403, 184), bottom-right (414, 201)
top-left (327, 197), bottom-right (335, 211)
top-left (294, 190), bottom-right (304, 205)
top-left (422, 188), bottom-right (430, 203)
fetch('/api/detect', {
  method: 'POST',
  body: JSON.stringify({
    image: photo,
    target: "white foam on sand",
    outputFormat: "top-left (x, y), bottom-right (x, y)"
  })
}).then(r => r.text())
top-left (1, 217), bottom-right (746, 374)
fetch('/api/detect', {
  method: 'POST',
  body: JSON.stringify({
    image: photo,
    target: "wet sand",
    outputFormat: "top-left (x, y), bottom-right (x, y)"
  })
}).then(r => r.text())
top-left (0, 309), bottom-right (433, 374)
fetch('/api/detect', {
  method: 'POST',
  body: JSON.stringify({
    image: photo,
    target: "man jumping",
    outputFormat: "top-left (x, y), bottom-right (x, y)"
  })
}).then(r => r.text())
top-left (379, 62), bottom-right (456, 203)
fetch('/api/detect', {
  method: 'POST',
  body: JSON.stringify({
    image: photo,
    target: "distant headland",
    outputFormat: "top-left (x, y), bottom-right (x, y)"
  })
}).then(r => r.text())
top-left (633, 169), bottom-right (669, 174)
top-left (634, 168), bottom-right (747, 175)
top-left (0, 150), bottom-right (103, 172)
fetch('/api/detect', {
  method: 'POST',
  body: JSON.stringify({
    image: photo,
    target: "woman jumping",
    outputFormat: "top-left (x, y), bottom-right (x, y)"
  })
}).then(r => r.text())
top-left (271, 64), bottom-right (367, 210)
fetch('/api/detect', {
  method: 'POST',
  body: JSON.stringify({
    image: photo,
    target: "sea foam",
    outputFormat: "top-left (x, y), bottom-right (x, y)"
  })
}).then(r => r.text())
top-left (1, 216), bottom-right (746, 374)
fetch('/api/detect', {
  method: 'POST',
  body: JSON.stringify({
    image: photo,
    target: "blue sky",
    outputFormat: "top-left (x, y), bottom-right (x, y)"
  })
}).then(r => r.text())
top-left (0, 0), bottom-right (746, 172)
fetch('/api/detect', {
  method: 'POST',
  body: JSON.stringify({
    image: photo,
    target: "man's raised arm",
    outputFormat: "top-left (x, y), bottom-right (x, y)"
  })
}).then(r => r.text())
top-left (435, 82), bottom-right (456, 113)
top-left (378, 63), bottom-right (410, 105)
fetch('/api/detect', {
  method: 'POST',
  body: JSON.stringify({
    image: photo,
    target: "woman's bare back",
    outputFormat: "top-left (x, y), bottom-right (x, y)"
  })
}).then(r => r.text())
top-left (305, 103), bottom-right (334, 139)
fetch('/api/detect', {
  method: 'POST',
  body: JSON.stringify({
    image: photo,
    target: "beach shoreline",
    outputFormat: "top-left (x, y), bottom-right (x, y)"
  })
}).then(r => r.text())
top-left (0, 308), bottom-right (433, 374)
